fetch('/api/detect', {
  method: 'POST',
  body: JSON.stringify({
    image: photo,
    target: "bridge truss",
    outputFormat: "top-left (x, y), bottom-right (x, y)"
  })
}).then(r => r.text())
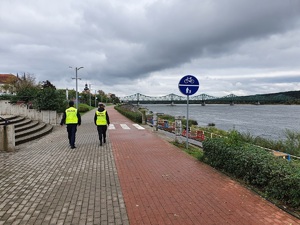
top-left (119, 92), bottom-right (295, 104)
top-left (120, 93), bottom-right (218, 103)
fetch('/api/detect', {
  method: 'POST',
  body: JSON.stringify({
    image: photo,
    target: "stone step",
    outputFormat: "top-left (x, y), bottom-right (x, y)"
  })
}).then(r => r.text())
top-left (0, 116), bottom-right (24, 125)
top-left (15, 124), bottom-right (53, 145)
top-left (0, 115), bottom-right (53, 146)
top-left (15, 119), bottom-right (39, 132)
top-left (15, 122), bottom-right (47, 139)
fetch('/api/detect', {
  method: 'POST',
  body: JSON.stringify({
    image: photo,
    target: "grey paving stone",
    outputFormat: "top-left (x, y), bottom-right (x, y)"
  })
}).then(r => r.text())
top-left (0, 109), bottom-right (129, 225)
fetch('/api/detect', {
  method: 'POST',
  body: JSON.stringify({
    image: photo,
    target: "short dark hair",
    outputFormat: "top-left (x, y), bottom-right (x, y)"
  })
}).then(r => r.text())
top-left (69, 101), bottom-right (74, 106)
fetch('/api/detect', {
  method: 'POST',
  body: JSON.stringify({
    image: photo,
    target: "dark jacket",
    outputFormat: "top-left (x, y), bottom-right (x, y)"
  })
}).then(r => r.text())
top-left (60, 107), bottom-right (81, 125)
top-left (94, 107), bottom-right (110, 126)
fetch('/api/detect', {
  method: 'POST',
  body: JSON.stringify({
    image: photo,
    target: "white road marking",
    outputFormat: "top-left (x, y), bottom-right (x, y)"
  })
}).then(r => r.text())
top-left (132, 124), bottom-right (145, 130)
top-left (108, 124), bottom-right (115, 130)
top-left (120, 124), bottom-right (130, 129)
top-left (108, 124), bottom-right (146, 130)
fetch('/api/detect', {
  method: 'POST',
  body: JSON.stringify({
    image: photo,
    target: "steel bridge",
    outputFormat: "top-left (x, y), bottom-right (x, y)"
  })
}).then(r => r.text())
top-left (119, 93), bottom-right (295, 105)
top-left (120, 93), bottom-right (237, 105)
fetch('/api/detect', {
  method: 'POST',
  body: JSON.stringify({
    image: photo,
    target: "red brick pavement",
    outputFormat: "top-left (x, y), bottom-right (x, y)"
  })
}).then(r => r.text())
top-left (108, 106), bottom-right (300, 225)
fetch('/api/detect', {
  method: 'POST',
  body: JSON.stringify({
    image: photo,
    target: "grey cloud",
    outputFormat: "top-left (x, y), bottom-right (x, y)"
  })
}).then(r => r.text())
top-left (1, 0), bottom-right (300, 96)
top-left (91, 0), bottom-right (300, 84)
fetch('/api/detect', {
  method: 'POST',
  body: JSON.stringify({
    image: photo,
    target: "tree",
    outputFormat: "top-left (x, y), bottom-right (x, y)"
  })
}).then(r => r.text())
top-left (15, 87), bottom-right (39, 103)
top-left (95, 90), bottom-right (120, 104)
top-left (79, 92), bottom-right (89, 105)
top-left (110, 93), bottom-right (120, 104)
top-left (40, 80), bottom-right (56, 89)
top-left (97, 90), bottom-right (108, 103)
top-left (14, 73), bottom-right (37, 92)
top-left (35, 80), bottom-right (66, 112)
top-left (10, 73), bottom-right (38, 104)
top-left (67, 89), bottom-right (76, 100)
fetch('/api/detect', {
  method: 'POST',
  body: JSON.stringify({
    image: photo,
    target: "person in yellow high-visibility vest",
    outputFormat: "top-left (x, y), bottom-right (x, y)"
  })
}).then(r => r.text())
top-left (94, 103), bottom-right (110, 146)
top-left (60, 101), bottom-right (81, 149)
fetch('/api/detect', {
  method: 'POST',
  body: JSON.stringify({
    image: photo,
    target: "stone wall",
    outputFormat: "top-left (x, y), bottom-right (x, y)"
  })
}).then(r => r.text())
top-left (0, 100), bottom-right (62, 125)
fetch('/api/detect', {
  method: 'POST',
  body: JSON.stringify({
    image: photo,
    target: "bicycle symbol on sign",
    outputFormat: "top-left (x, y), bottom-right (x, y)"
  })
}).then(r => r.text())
top-left (184, 76), bottom-right (195, 84)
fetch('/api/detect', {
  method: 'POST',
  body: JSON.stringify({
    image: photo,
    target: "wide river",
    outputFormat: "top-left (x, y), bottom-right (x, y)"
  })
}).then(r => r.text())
top-left (141, 104), bottom-right (300, 140)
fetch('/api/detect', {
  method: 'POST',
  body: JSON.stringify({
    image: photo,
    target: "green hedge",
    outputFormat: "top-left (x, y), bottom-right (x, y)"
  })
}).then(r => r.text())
top-left (114, 105), bottom-right (142, 123)
top-left (202, 137), bottom-right (300, 208)
top-left (78, 103), bottom-right (90, 113)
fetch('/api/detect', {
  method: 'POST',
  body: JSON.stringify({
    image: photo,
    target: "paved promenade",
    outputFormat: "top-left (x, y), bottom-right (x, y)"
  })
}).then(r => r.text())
top-left (0, 106), bottom-right (299, 225)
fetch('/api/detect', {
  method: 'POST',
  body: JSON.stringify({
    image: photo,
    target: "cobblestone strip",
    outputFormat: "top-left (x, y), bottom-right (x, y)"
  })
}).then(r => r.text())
top-left (0, 109), bottom-right (129, 225)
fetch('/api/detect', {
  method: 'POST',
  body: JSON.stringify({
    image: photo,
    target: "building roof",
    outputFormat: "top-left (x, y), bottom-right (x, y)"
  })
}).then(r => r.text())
top-left (0, 74), bottom-right (18, 84)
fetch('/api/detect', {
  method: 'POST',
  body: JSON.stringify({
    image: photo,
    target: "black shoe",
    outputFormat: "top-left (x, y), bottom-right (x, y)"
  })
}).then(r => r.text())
top-left (100, 143), bottom-right (102, 146)
top-left (103, 139), bottom-right (106, 143)
top-left (71, 146), bottom-right (76, 149)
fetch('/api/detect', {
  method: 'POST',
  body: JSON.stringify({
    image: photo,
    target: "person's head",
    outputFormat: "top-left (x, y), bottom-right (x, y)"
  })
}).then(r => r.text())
top-left (98, 103), bottom-right (105, 108)
top-left (69, 101), bottom-right (74, 107)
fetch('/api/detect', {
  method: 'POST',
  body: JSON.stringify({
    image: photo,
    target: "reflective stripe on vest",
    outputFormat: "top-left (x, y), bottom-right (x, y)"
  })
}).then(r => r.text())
top-left (96, 110), bottom-right (107, 125)
top-left (65, 107), bottom-right (78, 124)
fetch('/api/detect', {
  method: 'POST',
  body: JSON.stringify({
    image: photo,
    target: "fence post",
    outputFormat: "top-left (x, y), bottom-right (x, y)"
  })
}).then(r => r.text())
top-left (175, 116), bottom-right (183, 143)
top-left (138, 108), bottom-right (147, 125)
top-left (0, 124), bottom-right (15, 152)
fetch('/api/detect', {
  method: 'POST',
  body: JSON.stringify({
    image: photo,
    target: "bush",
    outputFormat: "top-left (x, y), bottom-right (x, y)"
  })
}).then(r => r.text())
top-left (231, 129), bottom-right (300, 158)
top-left (0, 94), bottom-right (12, 100)
top-left (182, 118), bottom-right (198, 128)
top-left (283, 129), bottom-right (300, 156)
top-left (35, 88), bottom-right (66, 113)
top-left (159, 114), bottom-right (175, 122)
top-left (78, 103), bottom-right (90, 113)
top-left (202, 137), bottom-right (300, 208)
top-left (115, 104), bottom-right (142, 123)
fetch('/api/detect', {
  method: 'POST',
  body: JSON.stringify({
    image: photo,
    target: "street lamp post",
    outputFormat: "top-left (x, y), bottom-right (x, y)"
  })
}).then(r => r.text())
top-left (94, 90), bottom-right (97, 107)
top-left (66, 88), bottom-right (68, 100)
top-left (71, 66), bottom-right (84, 109)
top-left (89, 84), bottom-right (92, 107)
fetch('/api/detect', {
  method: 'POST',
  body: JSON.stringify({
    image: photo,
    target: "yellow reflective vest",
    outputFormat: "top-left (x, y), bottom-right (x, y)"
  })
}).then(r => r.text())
top-left (65, 107), bottom-right (78, 124)
top-left (95, 110), bottom-right (107, 125)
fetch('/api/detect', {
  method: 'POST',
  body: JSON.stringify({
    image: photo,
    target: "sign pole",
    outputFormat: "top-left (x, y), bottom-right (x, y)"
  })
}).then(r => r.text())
top-left (178, 74), bottom-right (199, 149)
top-left (186, 95), bottom-right (189, 149)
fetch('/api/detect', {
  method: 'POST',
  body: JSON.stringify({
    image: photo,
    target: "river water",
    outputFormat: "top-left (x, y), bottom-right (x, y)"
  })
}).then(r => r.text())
top-left (142, 104), bottom-right (300, 140)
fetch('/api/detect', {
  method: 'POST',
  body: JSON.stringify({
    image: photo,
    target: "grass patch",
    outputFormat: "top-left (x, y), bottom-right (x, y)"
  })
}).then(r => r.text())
top-left (172, 141), bottom-right (204, 160)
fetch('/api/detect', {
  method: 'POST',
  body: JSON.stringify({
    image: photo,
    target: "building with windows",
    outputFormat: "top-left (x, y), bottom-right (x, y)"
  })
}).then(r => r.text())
top-left (0, 74), bottom-right (19, 95)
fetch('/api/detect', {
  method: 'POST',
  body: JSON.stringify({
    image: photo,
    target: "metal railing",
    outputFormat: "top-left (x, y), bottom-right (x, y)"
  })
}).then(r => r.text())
top-left (0, 116), bottom-right (10, 126)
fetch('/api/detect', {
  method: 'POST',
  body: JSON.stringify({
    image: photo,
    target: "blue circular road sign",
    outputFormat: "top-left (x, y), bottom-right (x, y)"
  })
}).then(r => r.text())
top-left (178, 75), bottom-right (199, 96)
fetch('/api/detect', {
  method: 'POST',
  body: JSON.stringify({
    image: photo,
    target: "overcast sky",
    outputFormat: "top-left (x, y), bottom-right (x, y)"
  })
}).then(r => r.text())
top-left (1, 0), bottom-right (300, 98)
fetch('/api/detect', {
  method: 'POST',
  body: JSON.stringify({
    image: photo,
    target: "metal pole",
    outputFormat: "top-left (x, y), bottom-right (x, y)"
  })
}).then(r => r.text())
top-left (94, 90), bottom-right (96, 107)
top-left (186, 95), bottom-right (189, 149)
top-left (66, 88), bottom-right (68, 100)
top-left (71, 66), bottom-right (83, 109)
top-left (75, 68), bottom-right (78, 109)
top-left (89, 84), bottom-right (92, 107)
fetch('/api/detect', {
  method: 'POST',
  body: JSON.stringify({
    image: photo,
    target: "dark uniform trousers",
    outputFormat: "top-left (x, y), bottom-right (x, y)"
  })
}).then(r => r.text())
top-left (67, 124), bottom-right (77, 147)
top-left (97, 125), bottom-right (107, 143)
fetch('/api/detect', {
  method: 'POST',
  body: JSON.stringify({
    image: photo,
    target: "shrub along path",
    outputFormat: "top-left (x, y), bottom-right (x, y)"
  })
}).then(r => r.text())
top-left (108, 106), bottom-right (299, 225)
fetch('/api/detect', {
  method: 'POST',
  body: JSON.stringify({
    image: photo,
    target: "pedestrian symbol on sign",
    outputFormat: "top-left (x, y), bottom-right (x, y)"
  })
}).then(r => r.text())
top-left (186, 87), bottom-right (191, 94)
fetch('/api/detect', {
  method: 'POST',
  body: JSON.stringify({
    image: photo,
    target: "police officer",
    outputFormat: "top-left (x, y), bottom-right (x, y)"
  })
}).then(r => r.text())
top-left (60, 101), bottom-right (81, 149)
top-left (94, 103), bottom-right (110, 146)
